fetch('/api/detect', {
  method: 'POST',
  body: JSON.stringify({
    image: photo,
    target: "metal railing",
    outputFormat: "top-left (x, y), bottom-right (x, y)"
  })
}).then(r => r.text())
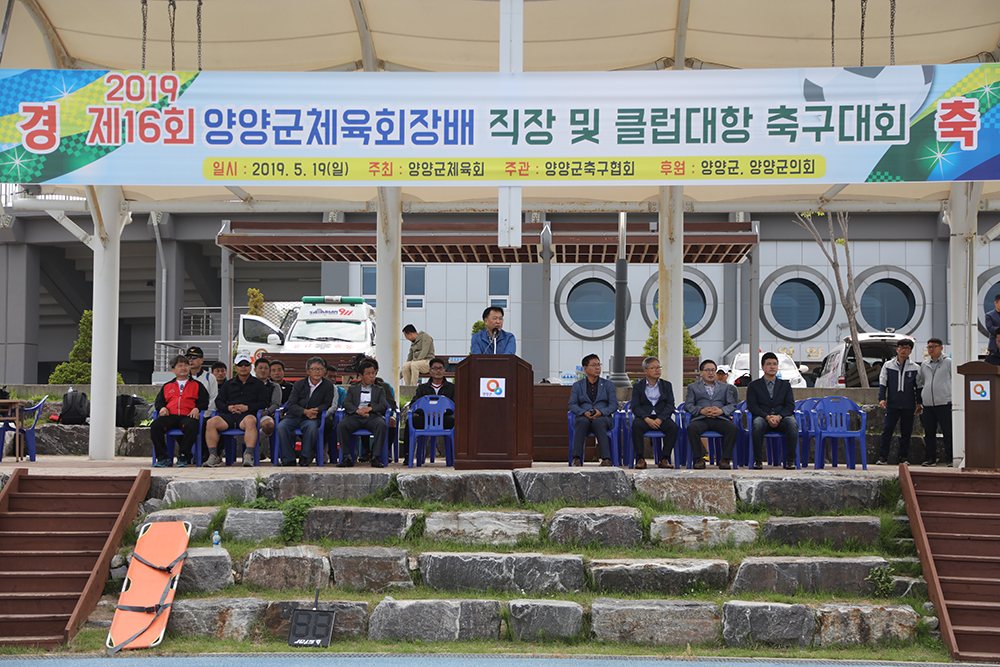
top-left (179, 306), bottom-right (248, 337)
top-left (154, 340), bottom-right (224, 372)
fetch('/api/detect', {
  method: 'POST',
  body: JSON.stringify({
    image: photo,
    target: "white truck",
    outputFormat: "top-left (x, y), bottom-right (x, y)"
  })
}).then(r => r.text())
top-left (237, 296), bottom-right (376, 378)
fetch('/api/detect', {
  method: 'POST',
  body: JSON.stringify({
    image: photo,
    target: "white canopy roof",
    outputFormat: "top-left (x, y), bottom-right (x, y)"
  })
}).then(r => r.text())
top-left (4, 0), bottom-right (1000, 209)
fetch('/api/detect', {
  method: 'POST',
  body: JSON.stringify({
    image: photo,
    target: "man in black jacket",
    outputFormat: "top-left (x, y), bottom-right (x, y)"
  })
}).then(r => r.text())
top-left (403, 357), bottom-right (455, 462)
top-left (746, 352), bottom-right (798, 470)
top-left (336, 359), bottom-right (389, 468)
top-left (205, 354), bottom-right (269, 467)
top-left (630, 356), bottom-right (677, 469)
top-left (277, 356), bottom-right (335, 467)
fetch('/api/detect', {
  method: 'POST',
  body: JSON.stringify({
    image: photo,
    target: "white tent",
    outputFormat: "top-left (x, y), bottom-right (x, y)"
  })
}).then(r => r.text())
top-left (4, 0), bottom-right (999, 464)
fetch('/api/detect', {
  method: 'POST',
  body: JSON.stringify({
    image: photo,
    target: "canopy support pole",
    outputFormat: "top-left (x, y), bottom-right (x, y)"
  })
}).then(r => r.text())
top-left (498, 0), bottom-right (523, 250)
top-left (219, 220), bottom-right (234, 369)
top-left (658, 186), bottom-right (684, 392)
top-left (947, 181), bottom-right (983, 468)
top-left (85, 185), bottom-right (127, 461)
top-left (376, 186), bottom-right (402, 401)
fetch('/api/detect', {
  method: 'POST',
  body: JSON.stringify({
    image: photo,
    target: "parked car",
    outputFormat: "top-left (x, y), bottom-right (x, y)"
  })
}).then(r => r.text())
top-left (814, 331), bottom-right (916, 388)
top-left (728, 352), bottom-right (809, 389)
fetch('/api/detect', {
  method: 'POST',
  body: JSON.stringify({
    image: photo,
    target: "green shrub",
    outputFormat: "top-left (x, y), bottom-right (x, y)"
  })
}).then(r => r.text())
top-left (48, 310), bottom-right (124, 384)
top-left (642, 320), bottom-right (701, 358)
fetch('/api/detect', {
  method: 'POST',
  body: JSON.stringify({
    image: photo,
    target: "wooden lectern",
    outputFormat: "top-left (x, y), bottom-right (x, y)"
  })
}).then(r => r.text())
top-left (958, 361), bottom-right (1000, 470)
top-left (455, 354), bottom-right (533, 469)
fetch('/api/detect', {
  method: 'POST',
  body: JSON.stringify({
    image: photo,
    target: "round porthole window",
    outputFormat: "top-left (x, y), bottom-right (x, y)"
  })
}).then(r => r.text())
top-left (760, 266), bottom-right (836, 342)
top-left (854, 266), bottom-right (924, 335)
top-left (640, 269), bottom-right (717, 337)
top-left (554, 266), bottom-right (632, 340)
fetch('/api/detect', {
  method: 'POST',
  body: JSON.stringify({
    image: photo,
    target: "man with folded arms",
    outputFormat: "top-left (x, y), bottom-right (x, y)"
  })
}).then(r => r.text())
top-left (205, 354), bottom-right (268, 467)
top-left (277, 356), bottom-right (334, 467)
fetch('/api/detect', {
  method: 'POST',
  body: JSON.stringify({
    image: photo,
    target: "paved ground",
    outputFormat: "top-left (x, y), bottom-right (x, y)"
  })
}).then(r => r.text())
top-left (0, 455), bottom-right (913, 480)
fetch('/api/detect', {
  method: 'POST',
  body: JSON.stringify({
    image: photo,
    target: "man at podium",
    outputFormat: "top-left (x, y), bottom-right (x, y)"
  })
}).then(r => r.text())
top-left (471, 306), bottom-right (517, 354)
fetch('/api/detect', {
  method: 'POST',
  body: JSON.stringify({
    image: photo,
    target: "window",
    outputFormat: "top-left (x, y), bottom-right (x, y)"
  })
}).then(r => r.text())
top-left (861, 278), bottom-right (916, 331)
top-left (566, 278), bottom-right (616, 331)
top-left (771, 278), bottom-right (825, 331)
top-left (361, 266), bottom-right (376, 307)
top-left (489, 266), bottom-right (509, 307)
top-left (404, 266), bottom-right (425, 309)
top-left (242, 317), bottom-right (278, 344)
top-left (652, 281), bottom-right (707, 329)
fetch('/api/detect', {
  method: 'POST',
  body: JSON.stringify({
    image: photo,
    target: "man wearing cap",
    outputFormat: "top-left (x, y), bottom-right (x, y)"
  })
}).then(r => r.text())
top-left (205, 354), bottom-right (269, 467)
top-left (185, 346), bottom-right (217, 408)
top-left (151, 355), bottom-right (210, 467)
top-left (715, 366), bottom-right (740, 404)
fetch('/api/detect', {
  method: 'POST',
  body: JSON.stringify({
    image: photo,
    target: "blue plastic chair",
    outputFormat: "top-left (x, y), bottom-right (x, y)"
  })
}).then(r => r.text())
top-left (0, 395), bottom-right (48, 462)
top-left (733, 400), bottom-right (800, 469)
top-left (566, 409), bottom-right (622, 466)
top-left (335, 407), bottom-right (394, 466)
top-left (794, 397), bottom-right (820, 467)
top-left (157, 411), bottom-right (205, 467)
top-left (812, 396), bottom-right (868, 470)
top-left (211, 409), bottom-right (263, 466)
top-left (677, 401), bottom-right (739, 469)
top-left (624, 401), bottom-right (685, 469)
top-left (271, 407), bottom-right (327, 467)
top-left (409, 395), bottom-right (456, 467)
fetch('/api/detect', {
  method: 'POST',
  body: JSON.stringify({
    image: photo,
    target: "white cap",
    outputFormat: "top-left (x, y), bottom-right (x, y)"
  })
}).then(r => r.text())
top-left (716, 365), bottom-right (732, 375)
top-left (234, 354), bottom-right (254, 366)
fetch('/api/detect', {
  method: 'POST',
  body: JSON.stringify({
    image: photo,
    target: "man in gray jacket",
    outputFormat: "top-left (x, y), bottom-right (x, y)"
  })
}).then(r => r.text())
top-left (685, 359), bottom-right (739, 469)
top-left (918, 337), bottom-right (952, 466)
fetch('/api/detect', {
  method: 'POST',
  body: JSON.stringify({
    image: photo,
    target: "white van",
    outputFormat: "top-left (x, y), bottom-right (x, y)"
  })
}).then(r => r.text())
top-left (236, 296), bottom-right (376, 364)
top-left (728, 352), bottom-right (810, 389)
top-left (814, 331), bottom-right (916, 388)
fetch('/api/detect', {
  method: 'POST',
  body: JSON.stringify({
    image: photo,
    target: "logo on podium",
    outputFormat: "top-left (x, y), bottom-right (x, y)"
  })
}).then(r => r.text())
top-left (971, 381), bottom-right (991, 401)
top-left (480, 378), bottom-right (506, 398)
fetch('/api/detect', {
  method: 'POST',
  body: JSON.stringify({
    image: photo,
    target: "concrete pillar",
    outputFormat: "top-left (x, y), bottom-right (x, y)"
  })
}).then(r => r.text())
top-left (154, 239), bottom-right (185, 341)
top-left (88, 185), bottom-right (126, 461)
top-left (321, 262), bottom-right (350, 296)
top-left (658, 186), bottom-right (684, 391)
top-left (947, 181), bottom-right (984, 467)
top-left (520, 261), bottom-right (548, 382)
top-left (219, 220), bottom-right (234, 366)
top-left (0, 244), bottom-right (40, 383)
top-left (376, 186), bottom-right (403, 400)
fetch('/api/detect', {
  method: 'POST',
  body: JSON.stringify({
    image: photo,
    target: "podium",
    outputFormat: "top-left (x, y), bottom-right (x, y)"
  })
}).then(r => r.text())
top-left (455, 354), bottom-right (533, 469)
top-left (958, 361), bottom-right (1000, 470)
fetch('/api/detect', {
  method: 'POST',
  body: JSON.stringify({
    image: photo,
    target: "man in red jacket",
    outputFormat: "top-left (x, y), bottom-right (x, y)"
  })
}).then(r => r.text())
top-left (151, 354), bottom-right (210, 467)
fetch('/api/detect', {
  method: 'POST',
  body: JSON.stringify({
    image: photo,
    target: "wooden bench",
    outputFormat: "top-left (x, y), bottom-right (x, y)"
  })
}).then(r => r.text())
top-left (625, 356), bottom-right (700, 382)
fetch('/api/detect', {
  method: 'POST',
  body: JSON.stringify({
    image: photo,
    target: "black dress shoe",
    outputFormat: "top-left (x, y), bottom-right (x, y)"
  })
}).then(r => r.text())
top-left (752, 461), bottom-right (763, 470)
top-left (358, 453), bottom-right (372, 463)
top-left (298, 458), bottom-right (310, 467)
top-left (692, 460), bottom-right (706, 470)
top-left (336, 458), bottom-right (355, 468)
top-left (370, 458), bottom-right (385, 468)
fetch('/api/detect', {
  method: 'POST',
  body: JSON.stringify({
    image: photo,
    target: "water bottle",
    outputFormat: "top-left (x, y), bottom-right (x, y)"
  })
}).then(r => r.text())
top-left (212, 531), bottom-right (221, 551)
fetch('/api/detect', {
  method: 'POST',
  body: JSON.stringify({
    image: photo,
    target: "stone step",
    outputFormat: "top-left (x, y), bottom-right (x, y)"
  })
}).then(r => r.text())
top-left (156, 595), bottom-right (921, 648)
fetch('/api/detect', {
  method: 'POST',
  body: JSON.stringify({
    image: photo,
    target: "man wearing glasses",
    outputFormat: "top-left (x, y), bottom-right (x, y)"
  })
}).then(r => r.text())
top-left (277, 356), bottom-right (335, 467)
top-left (630, 356), bottom-right (677, 469)
top-left (918, 338), bottom-right (952, 467)
top-left (568, 354), bottom-right (617, 467)
top-left (685, 359), bottom-right (739, 470)
top-left (185, 346), bottom-right (217, 409)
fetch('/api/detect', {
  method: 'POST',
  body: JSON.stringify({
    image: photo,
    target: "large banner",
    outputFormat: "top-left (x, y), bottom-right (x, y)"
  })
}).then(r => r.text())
top-left (2, 64), bottom-right (998, 186)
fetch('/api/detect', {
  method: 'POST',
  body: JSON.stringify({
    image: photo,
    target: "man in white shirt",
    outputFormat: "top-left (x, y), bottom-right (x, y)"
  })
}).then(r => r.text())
top-left (185, 346), bottom-right (217, 409)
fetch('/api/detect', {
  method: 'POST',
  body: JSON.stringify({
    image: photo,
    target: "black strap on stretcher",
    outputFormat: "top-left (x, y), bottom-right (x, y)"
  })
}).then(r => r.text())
top-left (106, 549), bottom-right (188, 655)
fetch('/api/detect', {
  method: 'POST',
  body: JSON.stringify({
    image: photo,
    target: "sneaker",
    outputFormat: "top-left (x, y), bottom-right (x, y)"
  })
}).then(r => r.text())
top-left (784, 462), bottom-right (796, 470)
top-left (875, 458), bottom-right (889, 466)
top-left (692, 460), bottom-right (706, 470)
top-left (946, 460), bottom-right (954, 467)
top-left (571, 457), bottom-right (582, 467)
top-left (336, 457), bottom-right (355, 468)
top-left (175, 459), bottom-right (187, 468)
top-left (370, 458), bottom-right (385, 468)
top-left (205, 454), bottom-right (222, 468)
top-left (752, 461), bottom-right (763, 470)
top-left (242, 450), bottom-right (254, 467)
top-left (921, 459), bottom-right (937, 467)
top-left (153, 459), bottom-right (171, 468)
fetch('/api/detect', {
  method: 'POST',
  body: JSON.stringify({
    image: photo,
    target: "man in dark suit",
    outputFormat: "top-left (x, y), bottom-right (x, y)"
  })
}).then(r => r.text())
top-left (630, 356), bottom-right (677, 469)
top-left (277, 356), bottom-right (334, 467)
top-left (568, 354), bottom-right (618, 467)
top-left (336, 359), bottom-right (389, 468)
top-left (402, 357), bottom-right (456, 461)
top-left (684, 358), bottom-right (738, 469)
top-left (746, 351), bottom-right (798, 470)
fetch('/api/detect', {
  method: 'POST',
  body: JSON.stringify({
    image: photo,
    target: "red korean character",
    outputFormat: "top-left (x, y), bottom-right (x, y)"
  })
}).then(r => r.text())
top-left (934, 97), bottom-right (980, 150)
top-left (18, 102), bottom-right (60, 154)
top-left (212, 161), bottom-right (224, 177)
top-left (163, 107), bottom-right (195, 145)
top-left (660, 160), bottom-right (674, 176)
top-left (673, 160), bottom-right (686, 176)
top-left (504, 161), bottom-right (518, 176)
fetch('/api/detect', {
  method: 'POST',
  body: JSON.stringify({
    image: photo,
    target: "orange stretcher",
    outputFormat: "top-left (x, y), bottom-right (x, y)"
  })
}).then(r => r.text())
top-left (106, 521), bottom-right (191, 654)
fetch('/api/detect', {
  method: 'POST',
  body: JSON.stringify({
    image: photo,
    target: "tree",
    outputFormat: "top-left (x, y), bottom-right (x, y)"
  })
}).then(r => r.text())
top-left (247, 287), bottom-right (265, 316)
top-left (642, 321), bottom-right (701, 358)
top-left (793, 211), bottom-right (869, 387)
top-left (48, 310), bottom-right (125, 385)
top-left (470, 320), bottom-right (486, 352)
